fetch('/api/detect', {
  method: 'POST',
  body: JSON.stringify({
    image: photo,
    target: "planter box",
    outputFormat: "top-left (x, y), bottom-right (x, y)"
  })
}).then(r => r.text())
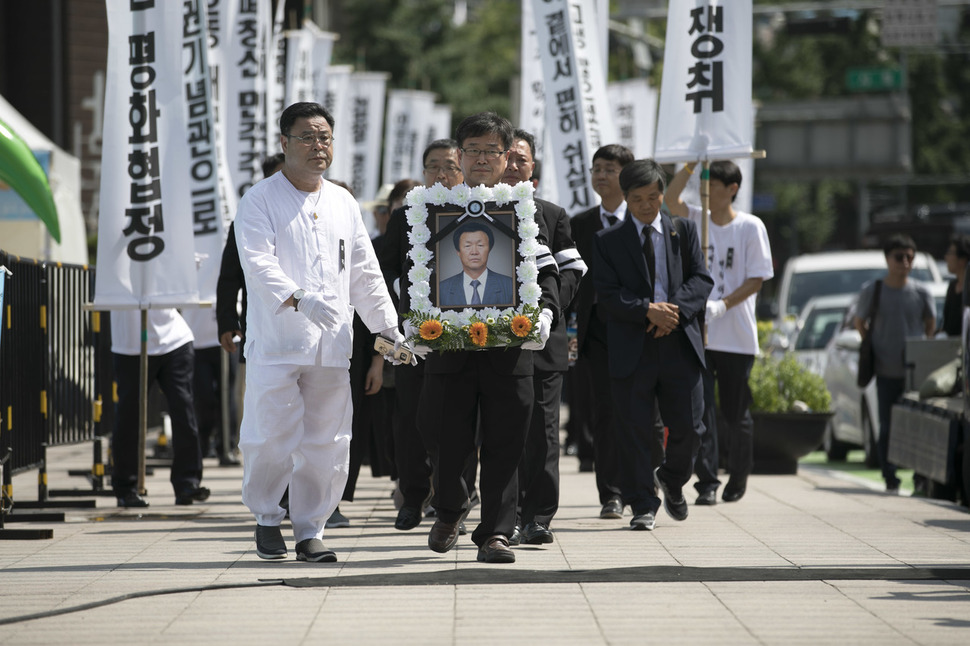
top-left (753, 411), bottom-right (834, 475)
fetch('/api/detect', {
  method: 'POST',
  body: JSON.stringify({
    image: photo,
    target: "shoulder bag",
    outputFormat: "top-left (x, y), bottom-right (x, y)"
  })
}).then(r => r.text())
top-left (856, 280), bottom-right (882, 388)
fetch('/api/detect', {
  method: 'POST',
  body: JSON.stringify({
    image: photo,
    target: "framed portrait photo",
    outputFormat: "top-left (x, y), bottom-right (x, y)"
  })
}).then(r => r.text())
top-left (403, 181), bottom-right (543, 351)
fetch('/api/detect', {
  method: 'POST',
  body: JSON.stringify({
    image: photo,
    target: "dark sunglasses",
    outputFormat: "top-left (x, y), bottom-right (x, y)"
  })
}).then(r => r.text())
top-left (892, 252), bottom-right (915, 263)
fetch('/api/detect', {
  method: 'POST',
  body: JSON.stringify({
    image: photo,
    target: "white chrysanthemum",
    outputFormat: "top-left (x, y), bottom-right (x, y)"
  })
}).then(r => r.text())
top-left (516, 261), bottom-right (539, 282)
top-left (405, 186), bottom-right (428, 206)
top-left (518, 239), bottom-right (540, 258)
top-left (501, 308), bottom-right (515, 318)
top-left (492, 183), bottom-right (513, 205)
top-left (411, 295), bottom-right (432, 312)
top-left (428, 306), bottom-right (442, 317)
top-left (485, 316), bottom-right (496, 325)
top-left (515, 199), bottom-right (537, 221)
top-left (470, 185), bottom-right (491, 203)
top-left (519, 282), bottom-right (541, 306)
top-left (480, 307), bottom-right (501, 322)
top-left (518, 220), bottom-right (539, 240)
top-left (429, 183), bottom-right (450, 205)
top-left (408, 223), bottom-right (431, 245)
top-left (512, 181), bottom-right (534, 200)
top-left (412, 281), bottom-right (430, 298)
top-left (408, 265), bottom-right (431, 283)
top-left (409, 246), bottom-right (432, 265)
top-left (451, 184), bottom-right (472, 206)
top-left (456, 310), bottom-right (473, 327)
top-left (406, 203), bottom-right (428, 225)
top-left (440, 310), bottom-right (460, 325)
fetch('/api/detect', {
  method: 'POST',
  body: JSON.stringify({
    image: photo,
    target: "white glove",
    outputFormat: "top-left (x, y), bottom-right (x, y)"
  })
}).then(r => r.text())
top-left (299, 292), bottom-right (338, 328)
top-left (705, 299), bottom-right (727, 321)
top-left (521, 308), bottom-right (553, 351)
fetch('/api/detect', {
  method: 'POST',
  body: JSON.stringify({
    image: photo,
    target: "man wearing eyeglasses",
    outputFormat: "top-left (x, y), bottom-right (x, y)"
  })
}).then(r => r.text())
top-left (420, 112), bottom-right (560, 564)
top-left (234, 102), bottom-right (404, 563)
top-left (853, 234), bottom-right (935, 494)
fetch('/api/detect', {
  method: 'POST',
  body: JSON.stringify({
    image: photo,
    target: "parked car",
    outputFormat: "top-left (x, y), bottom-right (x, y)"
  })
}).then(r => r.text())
top-left (792, 293), bottom-right (856, 376)
top-left (775, 250), bottom-right (942, 324)
top-left (820, 280), bottom-right (949, 463)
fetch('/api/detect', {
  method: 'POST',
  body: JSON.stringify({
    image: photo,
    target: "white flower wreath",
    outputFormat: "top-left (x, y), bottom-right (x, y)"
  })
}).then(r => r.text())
top-left (404, 181), bottom-right (542, 351)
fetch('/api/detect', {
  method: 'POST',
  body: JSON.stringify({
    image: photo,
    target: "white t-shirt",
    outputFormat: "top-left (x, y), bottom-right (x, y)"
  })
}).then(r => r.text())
top-left (686, 205), bottom-right (773, 355)
top-left (110, 308), bottom-right (194, 356)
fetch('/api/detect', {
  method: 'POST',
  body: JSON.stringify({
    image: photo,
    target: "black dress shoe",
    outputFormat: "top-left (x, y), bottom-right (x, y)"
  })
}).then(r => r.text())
top-left (428, 518), bottom-right (461, 553)
top-left (695, 490), bottom-right (717, 506)
top-left (509, 525), bottom-right (522, 546)
top-left (722, 483), bottom-right (746, 502)
top-left (395, 506), bottom-right (422, 531)
top-left (477, 535), bottom-right (515, 563)
top-left (522, 521), bottom-right (554, 545)
top-left (653, 468), bottom-right (688, 521)
top-left (599, 497), bottom-right (623, 519)
top-left (175, 486), bottom-right (211, 505)
top-left (116, 491), bottom-right (149, 508)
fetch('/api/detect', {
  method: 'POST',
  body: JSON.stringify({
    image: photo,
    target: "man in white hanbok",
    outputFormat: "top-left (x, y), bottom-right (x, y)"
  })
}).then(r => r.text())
top-left (235, 102), bottom-right (403, 562)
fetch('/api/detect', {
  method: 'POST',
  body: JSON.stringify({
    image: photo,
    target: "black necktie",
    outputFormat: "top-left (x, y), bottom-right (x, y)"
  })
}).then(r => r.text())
top-left (642, 228), bottom-right (655, 286)
top-left (605, 214), bottom-right (617, 227)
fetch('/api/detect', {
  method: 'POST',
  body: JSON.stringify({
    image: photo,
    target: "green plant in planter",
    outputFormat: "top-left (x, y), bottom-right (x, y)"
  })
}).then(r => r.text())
top-left (750, 353), bottom-right (832, 413)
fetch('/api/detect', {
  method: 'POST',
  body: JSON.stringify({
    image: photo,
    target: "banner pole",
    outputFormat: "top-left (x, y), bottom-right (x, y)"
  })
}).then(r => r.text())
top-left (700, 160), bottom-right (710, 346)
top-left (137, 308), bottom-right (148, 495)
top-left (220, 350), bottom-right (231, 465)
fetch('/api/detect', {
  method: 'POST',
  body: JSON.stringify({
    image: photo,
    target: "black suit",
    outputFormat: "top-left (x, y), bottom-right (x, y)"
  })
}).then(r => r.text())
top-left (591, 213), bottom-right (712, 516)
top-left (568, 205), bottom-right (623, 504)
top-left (518, 198), bottom-right (584, 528)
top-left (422, 207), bottom-right (560, 547)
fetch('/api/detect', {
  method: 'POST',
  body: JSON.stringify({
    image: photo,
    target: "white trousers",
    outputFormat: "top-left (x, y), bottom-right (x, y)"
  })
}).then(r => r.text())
top-left (239, 363), bottom-right (352, 542)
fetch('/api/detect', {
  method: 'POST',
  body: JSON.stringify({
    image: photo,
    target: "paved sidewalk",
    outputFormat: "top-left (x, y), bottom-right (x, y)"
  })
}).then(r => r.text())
top-left (1, 441), bottom-right (969, 645)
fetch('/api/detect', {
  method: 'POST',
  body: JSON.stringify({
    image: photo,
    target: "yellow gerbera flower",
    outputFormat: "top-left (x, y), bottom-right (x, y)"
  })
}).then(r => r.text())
top-left (419, 319), bottom-right (444, 340)
top-left (468, 321), bottom-right (488, 347)
top-left (511, 315), bottom-right (532, 338)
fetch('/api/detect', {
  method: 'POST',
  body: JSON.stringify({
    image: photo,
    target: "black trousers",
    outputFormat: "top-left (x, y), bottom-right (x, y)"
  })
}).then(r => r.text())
top-left (192, 345), bottom-right (237, 456)
top-left (111, 343), bottom-right (203, 497)
top-left (393, 363), bottom-right (432, 509)
top-left (422, 353), bottom-right (532, 547)
top-left (573, 334), bottom-right (622, 504)
top-left (518, 369), bottom-right (563, 526)
top-left (694, 350), bottom-right (755, 492)
top-left (612, 332), bottom-right (704, 516)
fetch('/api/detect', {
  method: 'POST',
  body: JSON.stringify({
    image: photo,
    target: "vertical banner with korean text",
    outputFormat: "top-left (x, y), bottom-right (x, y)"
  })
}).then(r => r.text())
top-left (427, 105), bottom-right (452, 152)
top-left (654, 0), bottom-right (753, 162)
top-left (534, 0), bottom-right (616, 215)
top-left (323, 64), bottom-right (353, 184)
top-left (283, 27), bottom-right (313, 105)
top-left (381, 89), bottom-right (435, 185)
top-left (220, 0), bottom-right (269, 199)
top-left (310, 23), bottom-right (337, 104)
top-left (519, 1), bottom-right (559, 204)
top-left (265, 0), bottom-right (286, 152)
top-left (95, 0), bottom-right (199, 307)
top-left (346, 71), bottom-right (388, 204)
top-left (608, 78), bottom-right (658, 157)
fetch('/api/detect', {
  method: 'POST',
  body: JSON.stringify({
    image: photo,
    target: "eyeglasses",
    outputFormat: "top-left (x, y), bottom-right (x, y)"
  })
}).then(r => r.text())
top-left (424, 164), bottom-right (461, 176)
top-left (461, 148), bottom-right (507, 160)
top-left (892, 252), bottom-right (915, 263)
top-left (590, 166), bottom-right (620, 175)
top-left (286, 133), bottom-right (334, 147)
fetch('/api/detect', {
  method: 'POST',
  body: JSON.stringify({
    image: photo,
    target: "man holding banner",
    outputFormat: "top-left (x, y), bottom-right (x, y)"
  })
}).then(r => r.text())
top-left (234, 102), bottom-right (402, 563)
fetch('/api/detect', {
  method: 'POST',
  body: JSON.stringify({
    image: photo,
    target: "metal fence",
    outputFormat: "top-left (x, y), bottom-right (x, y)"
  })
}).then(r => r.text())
top-left (0, 250), bottom-right (112, 503)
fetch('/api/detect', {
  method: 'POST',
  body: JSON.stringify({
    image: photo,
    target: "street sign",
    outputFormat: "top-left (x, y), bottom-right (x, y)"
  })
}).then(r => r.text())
top-left (882, 0), bottom-right (938, 48)
top-left (846, 67), bottom-right (904, 92)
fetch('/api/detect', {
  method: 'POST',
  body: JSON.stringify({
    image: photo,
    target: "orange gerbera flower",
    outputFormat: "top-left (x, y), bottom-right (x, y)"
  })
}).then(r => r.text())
top-left (468, 321), bottom-right (488, 347)
top-left (511, 315), bottom-right (532, 338)
top-left (419, 319), bottom-right (444, 340)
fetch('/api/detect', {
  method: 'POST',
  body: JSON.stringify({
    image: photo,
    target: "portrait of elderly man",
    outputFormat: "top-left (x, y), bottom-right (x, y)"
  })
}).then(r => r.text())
top-left (438, 221), bottom-right (514, 307)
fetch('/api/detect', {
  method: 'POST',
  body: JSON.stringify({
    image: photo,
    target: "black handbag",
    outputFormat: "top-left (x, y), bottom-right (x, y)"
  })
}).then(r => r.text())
top-left (856, 280), bottom-right (882, 388)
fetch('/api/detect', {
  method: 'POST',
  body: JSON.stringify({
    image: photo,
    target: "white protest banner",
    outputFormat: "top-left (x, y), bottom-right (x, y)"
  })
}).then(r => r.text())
top-left (654, 0), bottom-right (753, 162)
top-left (428, 105), bottom-right (452, 149)
top-left (309, 21), bottom-right (337, 104)
top-left (323, 64), bottom-right (353, 183)
top-left (219, 0), bottom-right (270, 199)
top-left (346, 71), bottom-right (388, 205)
top-left (95, 0), bottom-right (199, 307)
top-left (283, 27), bottom-right (313, 105)
top-left (265, 0), bottom-right (286, 151)
top-left (533, 0), bottom-right (616, 215)
top-left (518, 2), bottom-right (560, 205)
top-left (608, 78), bottom-right (658, 157)
top-left (382, 89), bottom-right (435, 185)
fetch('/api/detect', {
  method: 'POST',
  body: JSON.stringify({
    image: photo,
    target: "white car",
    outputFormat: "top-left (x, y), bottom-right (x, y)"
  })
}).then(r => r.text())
top-left (792, 293), bottom-right (856, 377)
top-left (820, 281), bottom-right (949, 463)
top-left (775, 249), bottom-right (942, 324)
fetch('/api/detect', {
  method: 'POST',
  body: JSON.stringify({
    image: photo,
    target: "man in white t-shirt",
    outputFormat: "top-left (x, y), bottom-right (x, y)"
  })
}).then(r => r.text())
top-left (665, 160), bottom-right (773, 505)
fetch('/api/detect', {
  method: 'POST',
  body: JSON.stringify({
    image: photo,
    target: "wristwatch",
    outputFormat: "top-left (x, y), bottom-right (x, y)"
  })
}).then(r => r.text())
top-left (292, 289), bottom-right (305, 311)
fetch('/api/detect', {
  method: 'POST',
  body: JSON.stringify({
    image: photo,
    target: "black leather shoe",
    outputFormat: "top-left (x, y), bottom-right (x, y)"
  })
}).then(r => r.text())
top-left (653, 468), bottom-right (688, 521)
top-left (695, 490), bottom-right (717, 506)
top-left (599, 497), bottom-right (623, 519)
top-left (116, 491), bottom-right (149, 508)
top-left (509, 525), bottom-right (522, 546)
top-left (395, 506), bottom-right (422, 531)
top-left (175, 486), bottom-right (211, 505)
top-left (477, 534), bottom-right (515, 563)
top-left (428, 518), bottom-right (461, 553)
top-left (722, 478), bottom-right (747, 503)
top-left (522, 521), bottom-right (554, 545)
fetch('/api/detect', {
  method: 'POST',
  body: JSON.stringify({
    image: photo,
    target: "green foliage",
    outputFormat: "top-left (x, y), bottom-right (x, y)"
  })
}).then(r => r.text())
top-left (750, 353), bottom-right (832, 413)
